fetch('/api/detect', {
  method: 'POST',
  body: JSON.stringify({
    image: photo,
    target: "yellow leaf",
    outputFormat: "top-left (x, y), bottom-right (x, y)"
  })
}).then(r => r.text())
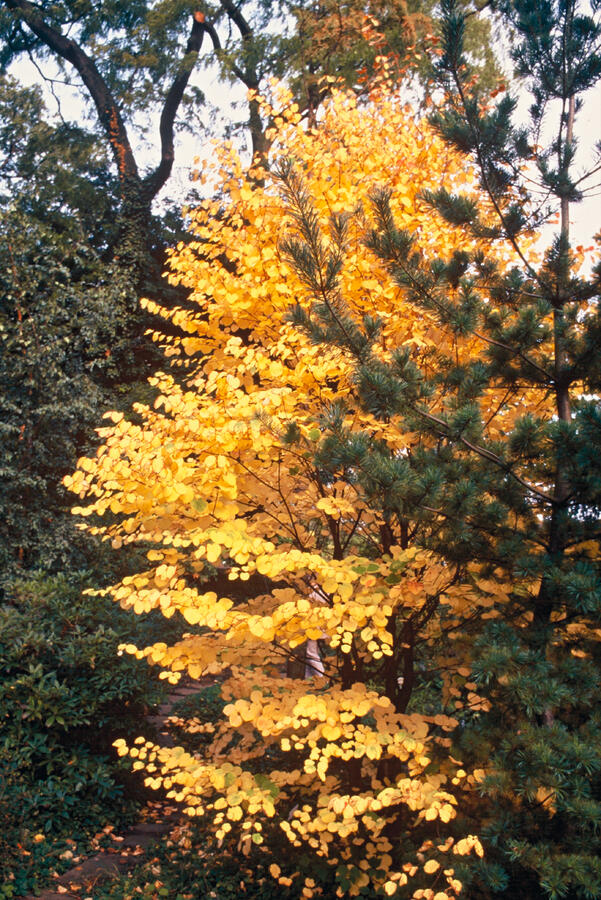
top-left (65, 77), bottom-right (496, 895)
top-left (227, 805), bottom-right (243, 821)
top-left (182, 607), bottom-right (202, 625)
top-left (206, 542), bottom-right (221, 563)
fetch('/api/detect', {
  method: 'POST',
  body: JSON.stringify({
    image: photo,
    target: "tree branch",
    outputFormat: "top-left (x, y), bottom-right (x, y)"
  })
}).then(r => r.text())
top-left (218, 0), bottom-right (253, 40)
top-left (202, 18), bottom-right (247, 85)
top-left (216, 0), bottom-right (267, 161)
top-left (143, 11), bottom-right (207, 199)
top-left (4, 0), bottom-right (139, 189)
top-left (412, 403), bottom-right (554, 503)
top-left (5, 1), bottom-right (209, 207)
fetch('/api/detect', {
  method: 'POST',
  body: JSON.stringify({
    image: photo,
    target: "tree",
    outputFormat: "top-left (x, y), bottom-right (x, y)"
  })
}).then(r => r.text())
top-left (0, 77), bottom-right (164, 578)
top-left (0, 0), bottom-right (212, 291)
top-left (278, 0), bottom-right (601, 895)
top-left (0, 0), bottom-right (500, 291)
top-left (284, 0), bottom-right (500, 116)
top-left (0, 75), bottom-right (119, 245)
top-left (0, 203), bottom-right (140, 579)
top-left (0, 1), bottom-right (499, 581)
top-left (64, 78), bottom-right (508, 898)
top-left (67, 0), bottom-right (601, 894)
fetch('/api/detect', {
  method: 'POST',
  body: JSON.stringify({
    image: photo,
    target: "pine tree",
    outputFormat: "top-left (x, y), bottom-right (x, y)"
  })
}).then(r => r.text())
top-left (281, 0), bottom-right (601, 895)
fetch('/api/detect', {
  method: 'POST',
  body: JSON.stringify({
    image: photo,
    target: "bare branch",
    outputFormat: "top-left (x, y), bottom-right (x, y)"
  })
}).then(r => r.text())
top-left (4, 0), bottom-right (139, 185)
top-left (143, 11), bottom-right (207, 199)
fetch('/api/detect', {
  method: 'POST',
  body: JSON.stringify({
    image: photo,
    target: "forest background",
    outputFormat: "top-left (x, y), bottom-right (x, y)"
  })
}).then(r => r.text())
top-left (1, 1), bottom-right (601, 899)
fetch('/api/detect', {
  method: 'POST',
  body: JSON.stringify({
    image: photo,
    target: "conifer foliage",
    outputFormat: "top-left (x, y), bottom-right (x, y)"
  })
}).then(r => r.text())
top-left (361, 2), bottom-right (601, 895)
top-left (282, 1), bottom-right (601, 895)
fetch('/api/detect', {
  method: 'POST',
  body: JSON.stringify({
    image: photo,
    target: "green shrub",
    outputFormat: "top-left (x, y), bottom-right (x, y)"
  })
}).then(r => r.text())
top-left (92, 817), bottom-right (335, 900)
top-left (0, 572), bottom-right (182, 895)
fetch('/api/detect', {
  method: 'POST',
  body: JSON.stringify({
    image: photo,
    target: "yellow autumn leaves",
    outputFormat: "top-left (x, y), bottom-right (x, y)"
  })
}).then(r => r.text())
top-left (64, 75), bottom-right (497, 897)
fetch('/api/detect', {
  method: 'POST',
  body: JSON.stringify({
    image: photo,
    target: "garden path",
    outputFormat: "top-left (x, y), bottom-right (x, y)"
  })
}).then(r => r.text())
top-left (25, 677), bottom-right (210, 900)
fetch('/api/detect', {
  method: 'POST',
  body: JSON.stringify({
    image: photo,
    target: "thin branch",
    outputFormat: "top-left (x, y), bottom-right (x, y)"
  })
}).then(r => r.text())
top-left (472, 328), bottom-right (553, 382)
top-left (143, 11), bottom-right (207, 199)
top-left (231, 454), bottom-right (307, 549)
top-left (26, 48), bottom-right (68, 123)
top-left (412, 404), bottom-right (554, 503)
top-left (341, 509), bottom-right (365, 552)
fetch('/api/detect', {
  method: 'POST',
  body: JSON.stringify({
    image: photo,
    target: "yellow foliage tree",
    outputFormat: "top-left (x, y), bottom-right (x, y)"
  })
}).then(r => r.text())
top-left (64, 76), bottom-right (504, 897)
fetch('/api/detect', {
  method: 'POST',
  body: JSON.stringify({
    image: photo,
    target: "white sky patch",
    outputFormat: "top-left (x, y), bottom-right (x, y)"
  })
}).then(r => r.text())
top-left (8, 34), bottom-right (601, 254)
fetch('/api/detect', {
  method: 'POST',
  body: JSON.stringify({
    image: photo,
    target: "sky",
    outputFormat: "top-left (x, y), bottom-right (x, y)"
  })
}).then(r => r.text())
top-left (8, 15), bottom-right (601, 253)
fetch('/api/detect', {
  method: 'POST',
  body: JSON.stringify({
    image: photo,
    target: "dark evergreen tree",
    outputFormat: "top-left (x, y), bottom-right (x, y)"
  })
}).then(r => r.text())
top-left (280, 0), bottom-right (601, 895)
top-left (0, 79), bottom-right (162, 579)
top-left (0, 204), bottom-right (151, 580)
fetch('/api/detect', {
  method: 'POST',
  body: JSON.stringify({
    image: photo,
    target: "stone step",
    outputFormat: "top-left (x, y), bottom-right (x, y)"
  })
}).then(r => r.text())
top-left (24, 680), bottom-right (216, 900)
